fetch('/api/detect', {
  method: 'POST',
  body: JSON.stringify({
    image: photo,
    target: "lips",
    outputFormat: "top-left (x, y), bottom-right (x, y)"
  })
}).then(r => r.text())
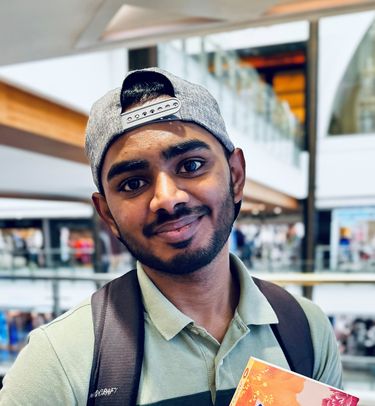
top-left (153, 215), bottom-right (199, 233)
top-left (153, 215), bottom-right (203, 244)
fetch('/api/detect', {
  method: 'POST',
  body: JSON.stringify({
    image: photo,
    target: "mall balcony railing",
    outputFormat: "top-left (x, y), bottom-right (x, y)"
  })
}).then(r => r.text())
top-left (316, 244), bottom-right (375, 272)
top-left (0, 247), bottom-right (133, 273)
top-left (2, 245), bottom-right (375, 274)
top-left (158, 38), bottom-right (303, 168)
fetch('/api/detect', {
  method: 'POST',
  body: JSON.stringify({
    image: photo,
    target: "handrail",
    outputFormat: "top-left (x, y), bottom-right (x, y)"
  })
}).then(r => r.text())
top-left (0, 268), bottom-right (120, 282)
top-left (251, 271), bottom-right (375, 285)
top-left (0, 269), bottom-right (374, 285)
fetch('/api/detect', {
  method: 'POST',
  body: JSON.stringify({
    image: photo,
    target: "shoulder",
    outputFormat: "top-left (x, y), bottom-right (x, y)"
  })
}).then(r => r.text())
top-left (0, 298), bottom-right (94, 405)
top-left (38, 297), bottom-right (94, 386)
top-left (294, 295), bottom-right (330, 327)
top-left (294, 295), bottom-right (343, 387)
top-left (40, 297), bottom-right (93, 345)
top-left (293, 295), bottom-right (335, 347)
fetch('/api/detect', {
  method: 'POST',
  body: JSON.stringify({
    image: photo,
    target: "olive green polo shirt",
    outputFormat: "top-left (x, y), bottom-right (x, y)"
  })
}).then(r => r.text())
top-left (0, 254), bottom-right (342, 405)
top-left (137, 254), bottom-right (342, 405)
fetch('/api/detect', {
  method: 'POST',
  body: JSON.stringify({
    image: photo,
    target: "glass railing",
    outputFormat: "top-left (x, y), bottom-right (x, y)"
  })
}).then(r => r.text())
top-left (0, 247), bottom-right (133, 274)
top-left (158, 38), bottom-right (303, 168)
top-left (3, 244), bottom-right (375, 274)
top-left (316, 244), bottom-right (375, 272)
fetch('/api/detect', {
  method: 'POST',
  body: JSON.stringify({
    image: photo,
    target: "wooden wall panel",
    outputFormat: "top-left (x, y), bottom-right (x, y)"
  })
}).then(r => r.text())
top-left (0, 124), bottom-right (87, 163)
top-left (243, 178), bottom-right (299, 211)
top-left (0, 82), bottom-right (87, 149)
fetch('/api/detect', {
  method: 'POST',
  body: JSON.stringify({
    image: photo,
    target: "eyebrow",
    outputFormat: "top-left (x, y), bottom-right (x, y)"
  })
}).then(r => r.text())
top-left (161, 140), bottom-right (211, 160)
top-left (107, 159), bottom-right (149, 182)
top-left (106, 140), bottom-right (211, 183)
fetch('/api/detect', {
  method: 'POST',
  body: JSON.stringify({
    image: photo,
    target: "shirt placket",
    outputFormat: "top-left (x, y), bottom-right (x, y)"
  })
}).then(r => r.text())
top-left (186, 314), bottom-right (250, 405)
top-left (214, 315), bottom-right (250, 401)
top-left (186, 324), bottom-right (220, 403)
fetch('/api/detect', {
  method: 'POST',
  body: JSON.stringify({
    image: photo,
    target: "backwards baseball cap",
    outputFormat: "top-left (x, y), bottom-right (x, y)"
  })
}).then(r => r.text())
top-left (85, 67), bottom-right (235, 193)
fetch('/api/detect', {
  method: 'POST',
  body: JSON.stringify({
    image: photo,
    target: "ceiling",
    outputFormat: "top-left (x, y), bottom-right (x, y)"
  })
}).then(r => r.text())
top-left (1, 0), bottom-right (375, 66)
top-left (0, 145), bottom-right (94, 201)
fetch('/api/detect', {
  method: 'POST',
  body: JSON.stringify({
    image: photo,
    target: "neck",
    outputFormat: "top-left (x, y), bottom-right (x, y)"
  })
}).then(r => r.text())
top-left (141, 248), bottom-right (240, 342)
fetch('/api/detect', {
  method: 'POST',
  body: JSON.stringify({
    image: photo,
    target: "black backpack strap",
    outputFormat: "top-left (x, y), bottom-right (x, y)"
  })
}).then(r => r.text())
top-left (85, 270), bottom-right (313, 405)
top-left (87, 269), bottom-right (144, 406)
top-left (252, 277), bottom-right (314, 378)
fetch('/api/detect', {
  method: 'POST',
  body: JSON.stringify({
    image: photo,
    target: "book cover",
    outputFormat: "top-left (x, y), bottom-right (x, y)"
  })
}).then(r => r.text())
top-left (230, 357), bottom-right (359, 406)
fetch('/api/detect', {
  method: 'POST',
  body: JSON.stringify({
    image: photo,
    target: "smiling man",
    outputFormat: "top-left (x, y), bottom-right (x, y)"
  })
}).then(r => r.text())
top-left (0, 68), bottom-right (342, 405)
top-left (97, 123), bottom-right (239, 278)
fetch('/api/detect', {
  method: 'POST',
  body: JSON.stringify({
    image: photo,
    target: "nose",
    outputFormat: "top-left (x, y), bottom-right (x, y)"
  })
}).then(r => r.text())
top-left (149, 172), bottom-right (189, 213)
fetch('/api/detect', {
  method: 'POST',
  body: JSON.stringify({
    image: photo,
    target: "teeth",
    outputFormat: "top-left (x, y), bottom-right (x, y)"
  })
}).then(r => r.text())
top-left (172, 225), bottom-right (185, 233)
top-left (162, 222), bottom-right (190, 234)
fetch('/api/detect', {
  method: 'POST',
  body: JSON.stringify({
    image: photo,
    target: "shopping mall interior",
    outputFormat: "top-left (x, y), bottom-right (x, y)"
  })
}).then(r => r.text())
top-left (0, 1), bottom-right (375, 404)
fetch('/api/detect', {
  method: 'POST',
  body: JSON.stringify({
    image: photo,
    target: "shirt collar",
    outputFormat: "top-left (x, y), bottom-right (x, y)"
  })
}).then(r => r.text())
top-left (230, 253), bottom-right (278, 326)
top-left (137, 262), bottom-right (193, 341)
top-left (136, 254), bottom-right (278, 341)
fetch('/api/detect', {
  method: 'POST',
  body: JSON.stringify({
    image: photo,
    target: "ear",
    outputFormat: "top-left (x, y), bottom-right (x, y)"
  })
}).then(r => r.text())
top-left (228, 148), bottom-right (246, 204)
top-left (92, 192), bottom-right (120, 239)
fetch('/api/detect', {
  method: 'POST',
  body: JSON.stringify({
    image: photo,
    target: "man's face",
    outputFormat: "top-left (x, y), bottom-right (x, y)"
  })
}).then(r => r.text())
top-left (94, 121), bottom-right (245, 275)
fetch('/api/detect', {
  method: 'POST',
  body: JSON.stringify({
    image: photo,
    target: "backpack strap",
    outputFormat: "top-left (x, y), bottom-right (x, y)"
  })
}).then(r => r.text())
top-left (86, 271), bottom-right (314, 405)
top-left (252, 277), bottom-right (314, 377)
top-left (87, 269), bottom-right (144, 405)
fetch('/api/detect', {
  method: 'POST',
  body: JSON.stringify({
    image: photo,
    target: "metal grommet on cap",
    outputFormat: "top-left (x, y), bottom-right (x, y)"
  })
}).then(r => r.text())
top-left (120, 97), bottom-right (181, 130)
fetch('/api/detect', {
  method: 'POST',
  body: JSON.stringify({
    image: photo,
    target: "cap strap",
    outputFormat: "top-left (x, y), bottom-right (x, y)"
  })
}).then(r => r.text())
top-left (121, 97), bottom-right (181, 130)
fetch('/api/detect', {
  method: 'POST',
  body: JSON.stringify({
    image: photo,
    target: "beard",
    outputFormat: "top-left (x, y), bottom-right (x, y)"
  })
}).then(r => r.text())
top-left (115, 181), bottom-right (236, 275)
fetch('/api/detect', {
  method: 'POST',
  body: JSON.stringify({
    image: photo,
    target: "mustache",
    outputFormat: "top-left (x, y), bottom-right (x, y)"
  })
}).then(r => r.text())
top-left (143, 204), bottom-right (211, 237)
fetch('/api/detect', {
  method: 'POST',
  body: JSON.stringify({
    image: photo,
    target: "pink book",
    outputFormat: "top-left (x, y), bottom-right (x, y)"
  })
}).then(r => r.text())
top-left (230, 357), bottom-right (359, 406)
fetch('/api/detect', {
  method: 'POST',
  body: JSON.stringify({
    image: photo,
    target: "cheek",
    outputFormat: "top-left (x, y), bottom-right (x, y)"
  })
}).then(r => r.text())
top-left (208, 166), bottom-right (231, 194)
top-left (191, 173), bottom-right (230, 207)
top-left (109, 200), bottom-right (146, 232)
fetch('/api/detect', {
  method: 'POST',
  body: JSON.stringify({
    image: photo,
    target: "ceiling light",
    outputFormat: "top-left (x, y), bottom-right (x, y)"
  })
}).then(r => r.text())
top-left (273, 207), bottom-right (282, 215)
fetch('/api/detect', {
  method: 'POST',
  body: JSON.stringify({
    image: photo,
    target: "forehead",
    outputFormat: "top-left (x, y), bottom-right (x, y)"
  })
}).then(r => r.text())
top-left (102, 121), bottom-right (226, 166)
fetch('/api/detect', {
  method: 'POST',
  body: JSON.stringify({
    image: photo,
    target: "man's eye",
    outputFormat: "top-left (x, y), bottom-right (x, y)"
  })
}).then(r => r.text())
top-left (121, 178), bottom-right (146, 192)
top-left (179, 159), bottom-right (204, 173)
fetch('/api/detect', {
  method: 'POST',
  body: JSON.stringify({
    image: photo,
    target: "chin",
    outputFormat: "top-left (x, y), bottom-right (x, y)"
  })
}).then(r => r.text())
top-left (167, 237), bottom-right (193, 249)
top-left (144, 243), bottom-right (222, 275)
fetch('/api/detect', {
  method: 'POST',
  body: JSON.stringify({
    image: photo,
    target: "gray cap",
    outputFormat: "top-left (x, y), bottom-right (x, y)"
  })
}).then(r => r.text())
top-left (85, 67), bottom-right (234, 192)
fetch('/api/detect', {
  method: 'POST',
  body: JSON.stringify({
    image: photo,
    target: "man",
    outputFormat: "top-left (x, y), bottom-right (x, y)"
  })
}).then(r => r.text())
top-left (0, 68), bottom-right (342, 405)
